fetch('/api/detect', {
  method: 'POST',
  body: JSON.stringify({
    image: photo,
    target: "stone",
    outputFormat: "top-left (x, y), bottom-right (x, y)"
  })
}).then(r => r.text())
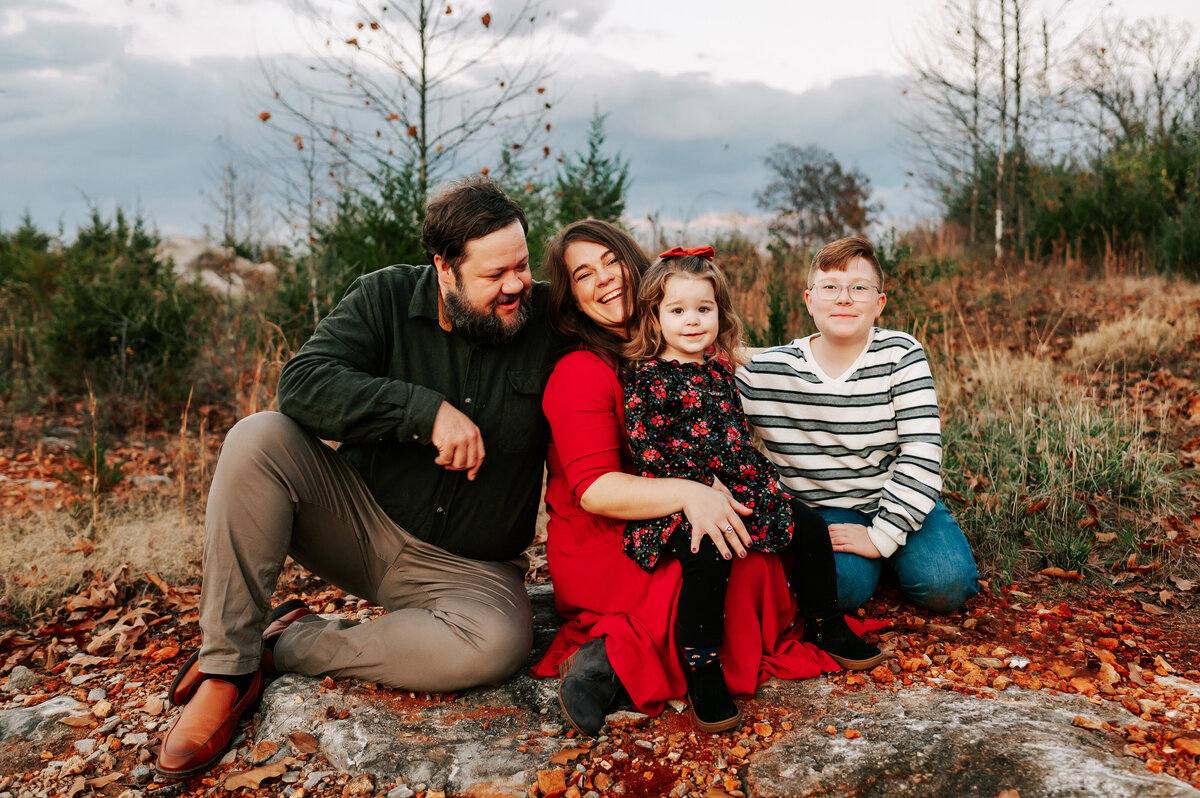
top-left (341, 774), bottom-right (375, 797)
top-left (121, 732), bottom-right (149, 746)
top-left (2, 667), bottom-right (40, 694)
top-left (748, 680), bottom-right (1200, 797)
top-left (302, 772), bottom-right (334, 790)
top-left (73, 739), bottom-right (98, 755)
top-left (155, 236), bottom-right (277, 298)
top-left (131, 765), bottom-right (152, 785)
top-left (0, 696), bottom-right (90, 742)
top-left (386, 787), bottom-right (414, 798)
top-left (86, 689), bottom-right (107, 702)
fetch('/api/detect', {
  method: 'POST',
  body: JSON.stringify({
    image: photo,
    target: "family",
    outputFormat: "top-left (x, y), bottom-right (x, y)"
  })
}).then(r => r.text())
top-left (155, 177), bottom-right (980, 778)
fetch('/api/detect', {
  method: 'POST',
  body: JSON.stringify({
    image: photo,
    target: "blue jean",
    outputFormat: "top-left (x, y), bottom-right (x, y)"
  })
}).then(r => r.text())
top-left (814, 500), bottom-right (980, 614)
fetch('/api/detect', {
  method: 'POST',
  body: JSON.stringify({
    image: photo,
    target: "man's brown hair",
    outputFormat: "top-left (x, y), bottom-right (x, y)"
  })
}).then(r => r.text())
top-left (421, 176), bottom-right (528, 274)
top-left (808, 235), bottom-right (884, 289)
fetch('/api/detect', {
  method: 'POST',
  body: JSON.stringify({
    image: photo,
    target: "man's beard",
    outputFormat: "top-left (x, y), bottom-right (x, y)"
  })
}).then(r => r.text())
top-left (443, 283), bottom-right (532, 345)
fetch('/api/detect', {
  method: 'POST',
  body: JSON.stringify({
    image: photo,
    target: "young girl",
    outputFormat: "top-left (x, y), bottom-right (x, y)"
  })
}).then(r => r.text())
top-left (622, 247), bottom-right (885, 733)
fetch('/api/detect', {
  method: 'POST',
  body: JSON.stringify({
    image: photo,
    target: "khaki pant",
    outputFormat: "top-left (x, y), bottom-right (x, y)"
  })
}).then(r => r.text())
top-left (198, 412), bottom-right (532, 692)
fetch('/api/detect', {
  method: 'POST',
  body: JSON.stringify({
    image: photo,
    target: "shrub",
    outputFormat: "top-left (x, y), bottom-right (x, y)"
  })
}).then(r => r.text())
top-left (41, 210), bottom-right (210, 402)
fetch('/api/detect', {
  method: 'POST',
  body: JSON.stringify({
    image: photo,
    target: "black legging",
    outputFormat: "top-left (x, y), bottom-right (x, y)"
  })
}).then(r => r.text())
top-left (669, 498), bottom-right (839, 649)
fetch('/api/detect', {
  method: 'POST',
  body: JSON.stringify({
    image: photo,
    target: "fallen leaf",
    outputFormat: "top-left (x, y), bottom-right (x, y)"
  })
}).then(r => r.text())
top-left (1072, 715), bottom-right (1106, 731)
top-left (1139, 601), bottom-right (1168, 616)
top-left (1176, 738), bottom-right (1200, 755)
top-left (753, 722), bottom-right (773, 736)
top-left (1170, 576), bottom-right (1197, 591)
top-left (258, 112), bottom-right (271, 122)
top-left (65, 776), bottom-right (86, 798)
top-left (58, 716), bottom-right (93, 728)
top-left (480, 12), bottom-right (491, 26)
top-left (287, 730), bottom-right (319, 754)
top-left (86, 773), bottom-right (123, 788)
top-left (550, 747), bottom-right (587, 765)
top-left (998, 791), bottom-right (1020, 798)
top-left (845, 728), bottom-right (861, 739)
top-left (250, 740), bottom-right (279, 764)
top-left (1038, 567), bottom-right (1082, 580)
top-left (224, 761), bottom-right (288, 790)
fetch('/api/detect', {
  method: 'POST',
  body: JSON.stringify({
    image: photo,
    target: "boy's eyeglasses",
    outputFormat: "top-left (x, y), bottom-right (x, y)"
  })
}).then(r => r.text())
top-left (809, 282), bottom-right (881, 302)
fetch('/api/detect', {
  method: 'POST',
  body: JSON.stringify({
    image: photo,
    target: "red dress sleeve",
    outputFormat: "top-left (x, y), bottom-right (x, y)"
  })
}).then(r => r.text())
top-left (542, 350), bottom-right (630, 498)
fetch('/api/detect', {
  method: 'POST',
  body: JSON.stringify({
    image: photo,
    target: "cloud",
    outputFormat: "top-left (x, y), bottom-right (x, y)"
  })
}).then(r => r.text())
top-left (0, 6), bottom-right (922, 240)
top-left (544, 62), bottom-right (914, 223)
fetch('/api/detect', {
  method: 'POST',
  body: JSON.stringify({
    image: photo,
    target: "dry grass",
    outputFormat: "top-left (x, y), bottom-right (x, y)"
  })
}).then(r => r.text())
top-left (0, 497), bottom-right (203, 617)
top-left (1068, 276), bottom-right (1200, 370)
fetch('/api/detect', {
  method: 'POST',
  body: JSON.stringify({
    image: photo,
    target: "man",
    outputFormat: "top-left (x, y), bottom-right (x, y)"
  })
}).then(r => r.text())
top-left (156, 177), bottom-right (559, 778)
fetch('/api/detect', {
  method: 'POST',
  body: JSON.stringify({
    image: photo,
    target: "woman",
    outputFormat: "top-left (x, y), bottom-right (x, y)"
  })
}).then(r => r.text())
top-left (530, 220), bottom-right (884, 734)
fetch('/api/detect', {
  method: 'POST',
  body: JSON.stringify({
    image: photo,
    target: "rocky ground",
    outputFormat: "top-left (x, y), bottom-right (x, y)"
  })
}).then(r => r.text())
top-left (3, 560), bottom-right (1200, 798)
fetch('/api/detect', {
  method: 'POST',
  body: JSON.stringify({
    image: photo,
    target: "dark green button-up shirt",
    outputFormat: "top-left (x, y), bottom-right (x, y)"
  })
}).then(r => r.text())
top-left (277, 264), bottom-right (559, 561)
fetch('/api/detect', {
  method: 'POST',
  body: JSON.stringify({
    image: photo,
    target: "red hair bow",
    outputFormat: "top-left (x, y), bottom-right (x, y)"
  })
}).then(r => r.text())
top-left (658, 246), bottom-right (715, 260)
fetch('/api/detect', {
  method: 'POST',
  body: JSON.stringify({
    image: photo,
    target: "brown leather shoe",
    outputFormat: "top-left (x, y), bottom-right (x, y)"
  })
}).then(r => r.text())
top-left (155, 670), bottom-right (263, 778)
top-left (167, 650), bottom-right (201, 707)
top-left (169, 599), bottom-right (313, 705)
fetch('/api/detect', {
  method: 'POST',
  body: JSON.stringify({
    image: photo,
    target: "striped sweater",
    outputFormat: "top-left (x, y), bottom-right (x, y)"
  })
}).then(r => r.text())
top-left (734, 328), bottom-right (942, 558)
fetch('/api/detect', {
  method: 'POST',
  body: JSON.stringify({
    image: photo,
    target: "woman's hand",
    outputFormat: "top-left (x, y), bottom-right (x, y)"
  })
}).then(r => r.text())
top-left (681, 480), bottom-right (753, 560)
top-left (829, 523), bottom-right (882, 558)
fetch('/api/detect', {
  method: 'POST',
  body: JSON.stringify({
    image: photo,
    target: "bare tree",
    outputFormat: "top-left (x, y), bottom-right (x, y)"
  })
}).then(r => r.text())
top-left (1067, 18), bottom-right (1200, 149)
top-left (261, 0), bottom-right (554, 206)
top-left (903, 0), bottom-right (1077, 255)
top-left (204, 137), bottom-right (266, 252)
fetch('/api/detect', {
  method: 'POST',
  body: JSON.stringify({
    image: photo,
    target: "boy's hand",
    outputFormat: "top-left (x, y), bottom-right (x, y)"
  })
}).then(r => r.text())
top-left (829, 523), bottom-right (882, 558)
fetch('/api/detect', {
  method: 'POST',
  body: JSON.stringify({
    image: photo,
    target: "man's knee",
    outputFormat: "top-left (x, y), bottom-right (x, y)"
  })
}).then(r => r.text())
top-left (222, 411), bottom-right (306, 456)
top-left (460, 610), bottom-right (533, 686)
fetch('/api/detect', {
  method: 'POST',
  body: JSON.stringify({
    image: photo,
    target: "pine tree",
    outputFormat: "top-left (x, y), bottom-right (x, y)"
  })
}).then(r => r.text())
top-left (553, 110), bottom-right (631, 226)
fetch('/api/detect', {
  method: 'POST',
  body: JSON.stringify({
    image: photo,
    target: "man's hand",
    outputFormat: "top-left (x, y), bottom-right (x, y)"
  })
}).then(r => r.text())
top-left (829, 523), bottom-right (882, 558)
top-left (431, 401), bottom-right (485, 480)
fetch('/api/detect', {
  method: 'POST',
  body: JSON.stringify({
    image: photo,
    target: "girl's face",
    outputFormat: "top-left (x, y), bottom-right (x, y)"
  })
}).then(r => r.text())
top-left (565, 240), bottom-right (629, 335)
top-left (657, 274), bottom-right (718, 363)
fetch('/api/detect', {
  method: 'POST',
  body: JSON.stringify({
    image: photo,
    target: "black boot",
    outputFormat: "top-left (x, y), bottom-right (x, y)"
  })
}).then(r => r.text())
top-left (558, 639), bottom-right (622, 736)
top-left (803, 615), bottom-right (887, 671)
top-left (683, 652), bottom-right (741, 734)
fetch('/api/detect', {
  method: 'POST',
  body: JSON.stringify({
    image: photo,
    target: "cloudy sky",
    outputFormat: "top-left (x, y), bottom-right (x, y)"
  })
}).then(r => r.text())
top-left (2, 0), bottom-right (1198, 242)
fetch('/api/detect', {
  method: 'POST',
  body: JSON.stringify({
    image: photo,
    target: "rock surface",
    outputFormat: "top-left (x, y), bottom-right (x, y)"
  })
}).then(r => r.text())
top-left (749, 679), bottom-right (1198, 797)
top-left (155, 235), bottom-right (276, 298)
top-left (0, 696), bottom-right (89, 742)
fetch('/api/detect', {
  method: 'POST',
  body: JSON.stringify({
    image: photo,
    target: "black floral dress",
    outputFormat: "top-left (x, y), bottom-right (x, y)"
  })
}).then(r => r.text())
top-left (623, 357), bottom-right (794, 571)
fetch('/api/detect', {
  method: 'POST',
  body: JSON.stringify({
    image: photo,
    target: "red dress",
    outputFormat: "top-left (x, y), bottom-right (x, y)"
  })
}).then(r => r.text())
top-left (529, 350), bottom-right (880, 715)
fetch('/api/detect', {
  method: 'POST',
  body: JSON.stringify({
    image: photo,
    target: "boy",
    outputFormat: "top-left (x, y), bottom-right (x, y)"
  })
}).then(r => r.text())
top-left (736, 236), bottom-right (978, 613)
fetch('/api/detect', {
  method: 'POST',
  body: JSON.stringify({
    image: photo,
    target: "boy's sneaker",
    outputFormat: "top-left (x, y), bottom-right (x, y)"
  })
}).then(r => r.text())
top-left (804, 615), bottom-right (887, 670)
top-left (684, 662), bottom-right (742, 734)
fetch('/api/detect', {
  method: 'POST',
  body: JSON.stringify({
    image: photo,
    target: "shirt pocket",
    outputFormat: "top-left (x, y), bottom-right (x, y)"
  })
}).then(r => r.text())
top-left (496, 369), bottom-right (548, 452)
